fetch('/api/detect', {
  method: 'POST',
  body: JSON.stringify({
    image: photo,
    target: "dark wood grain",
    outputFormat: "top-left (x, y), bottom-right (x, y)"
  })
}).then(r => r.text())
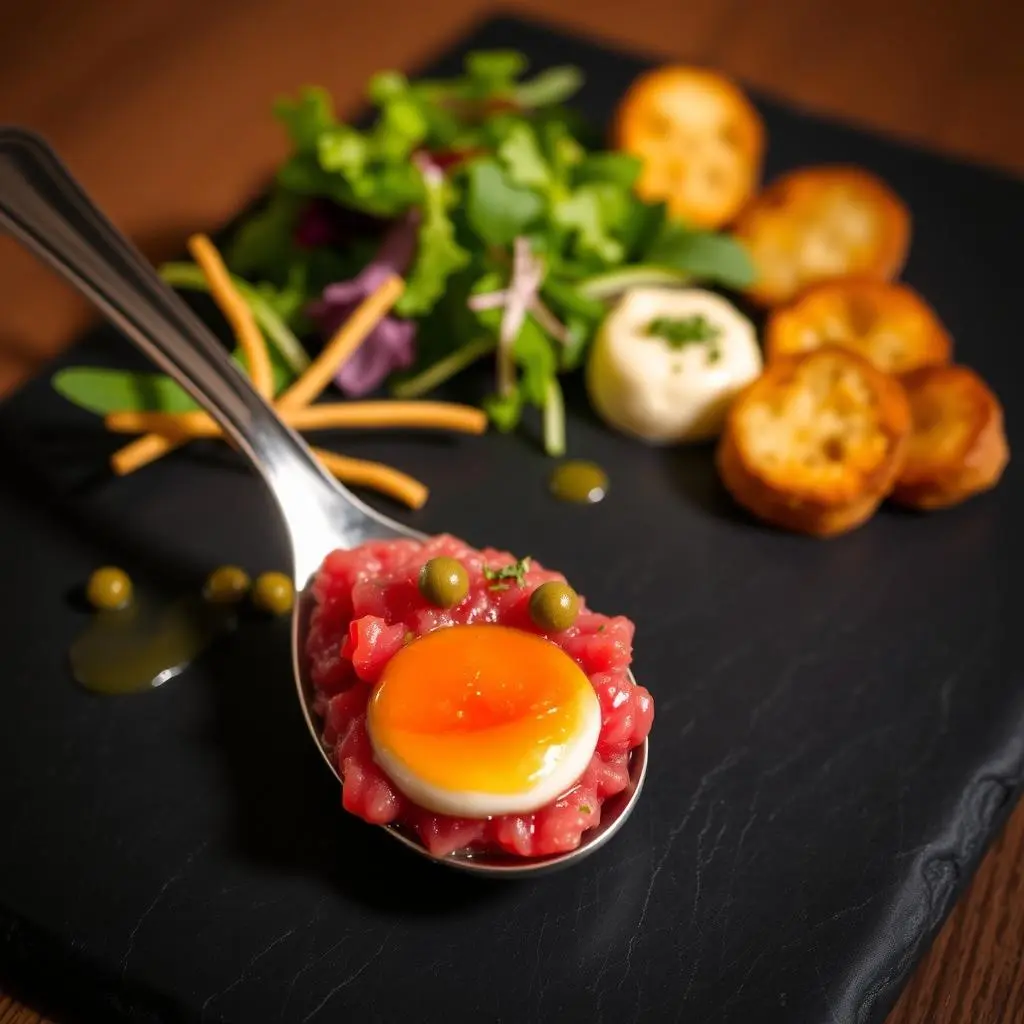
top-left (1, 2), bottom-right (1022, 1022)
top-left (888, 803), bottom-right (1024, 1024)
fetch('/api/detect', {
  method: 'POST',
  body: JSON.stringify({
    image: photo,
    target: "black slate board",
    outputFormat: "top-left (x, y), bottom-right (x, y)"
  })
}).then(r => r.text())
top-left (1, 12), bottom-right (1022, 1024)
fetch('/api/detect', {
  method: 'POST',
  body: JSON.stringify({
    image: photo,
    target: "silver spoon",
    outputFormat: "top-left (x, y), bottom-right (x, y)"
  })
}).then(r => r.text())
top-left (0, 127), bottom-right (648, 877)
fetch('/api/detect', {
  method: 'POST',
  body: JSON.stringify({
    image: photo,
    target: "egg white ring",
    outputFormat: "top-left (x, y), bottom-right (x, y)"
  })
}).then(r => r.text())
top-left (367, 687), bottom-right (602, 818)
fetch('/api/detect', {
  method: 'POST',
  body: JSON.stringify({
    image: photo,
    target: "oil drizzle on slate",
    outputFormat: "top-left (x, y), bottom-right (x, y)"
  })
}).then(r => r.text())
top-left (549, 460), bottom-right (609, 504)
top-left (70, 595), bottom-right (236, 695)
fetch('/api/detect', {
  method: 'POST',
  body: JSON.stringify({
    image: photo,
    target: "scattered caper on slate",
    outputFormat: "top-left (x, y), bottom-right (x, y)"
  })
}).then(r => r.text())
top-left (529, 581), bottom-right (579, 632)
top-left (204, 565), bottom-right (251, 605)
top-left (418, 557), bottom-right (469, 608)
top-left (252, 572), bottom-right (294, 616)
top-left (86, 566), bottom-right (133, 611)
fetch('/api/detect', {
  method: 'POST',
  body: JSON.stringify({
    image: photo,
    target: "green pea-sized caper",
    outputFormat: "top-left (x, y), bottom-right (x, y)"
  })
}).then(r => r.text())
top-left (418, 556), bottom-right (469, 608)
top-left (86, 566), bottom-right (133, 611)
top-left (529, 581), bottom-right (579, 632)
top-left (204, 565), bottom-right (251, 605)
top-left (252, 571), bottom-right (294, 616)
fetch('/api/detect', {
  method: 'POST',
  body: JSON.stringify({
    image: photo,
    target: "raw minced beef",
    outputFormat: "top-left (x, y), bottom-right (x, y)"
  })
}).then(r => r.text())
top-left (307, 533), bottom-right (654, 857)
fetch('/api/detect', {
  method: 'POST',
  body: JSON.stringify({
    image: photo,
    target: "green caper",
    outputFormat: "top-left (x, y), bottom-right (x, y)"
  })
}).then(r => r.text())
top-left (529, 581), bottom-right (579, 632)
top-left (86, 566), bottom-right (133, 611)
top-left (252, 571), bottom-right (294, 616)
top-left (418, 556), bottom-right (469, 608)
top-left (204, 565), bottom-right (251, 605)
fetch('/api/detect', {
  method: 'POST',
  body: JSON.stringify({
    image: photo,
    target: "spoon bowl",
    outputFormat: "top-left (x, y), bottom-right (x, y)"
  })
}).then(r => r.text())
top-left (292, 578), bottom-right (649, 876)
top-left (0, 126), bottom-right (649, 877)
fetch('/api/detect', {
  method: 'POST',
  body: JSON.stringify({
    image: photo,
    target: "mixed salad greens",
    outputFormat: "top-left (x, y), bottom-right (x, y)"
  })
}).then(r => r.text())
top-left (57, 50), bottom-right (755, 456)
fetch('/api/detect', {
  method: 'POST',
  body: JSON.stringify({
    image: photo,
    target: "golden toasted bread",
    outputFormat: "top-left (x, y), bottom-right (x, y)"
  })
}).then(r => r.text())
top-left (733, 166), bottom-right (910, 307)
top-left (766, 278), bottom-right (952, 374)
top-left (716, 346), bottom-right (911, 536)
top-left (613, 66), bottom-right (764, 229)
top-left (889, 365), bottom-right (1009, 510)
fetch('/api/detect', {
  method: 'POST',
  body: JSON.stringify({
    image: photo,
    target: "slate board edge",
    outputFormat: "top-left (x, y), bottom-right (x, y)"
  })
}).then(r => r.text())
top-left (2, 759), bottom-right (1023, 1024)
top-left (850, 739), bottom-right (1024, 1022)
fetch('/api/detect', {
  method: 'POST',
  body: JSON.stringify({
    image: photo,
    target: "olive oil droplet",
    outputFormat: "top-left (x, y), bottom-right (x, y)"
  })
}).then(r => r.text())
top-left (70, 594), bottom-right (236, 695)
top-left (548, 460), bottom-right (609, 504)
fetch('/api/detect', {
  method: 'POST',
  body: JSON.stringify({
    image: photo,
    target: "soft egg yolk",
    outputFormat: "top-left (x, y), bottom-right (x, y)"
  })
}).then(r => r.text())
top-left (366, 624), bottom-right (600, 817)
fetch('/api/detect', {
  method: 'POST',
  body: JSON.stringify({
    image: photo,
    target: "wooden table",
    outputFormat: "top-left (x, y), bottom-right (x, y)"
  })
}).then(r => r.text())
top-left (1, 1), bottom-right (1021, 1021)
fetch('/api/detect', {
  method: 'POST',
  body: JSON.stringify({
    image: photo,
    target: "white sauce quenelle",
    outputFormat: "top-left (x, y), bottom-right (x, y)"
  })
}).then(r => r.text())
top-left (585, 287), bottom-right (763, 443)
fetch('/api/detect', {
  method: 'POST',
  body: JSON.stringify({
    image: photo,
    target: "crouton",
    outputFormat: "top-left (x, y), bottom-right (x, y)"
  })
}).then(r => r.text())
top-left (890, 364), bottom-right (1009, 509)
top-left (716, 346), bottom-right (911, 535)
top-left (766, 278), bottom-right (951, 374)
top-left (734, 166), bottom-right (910, 306)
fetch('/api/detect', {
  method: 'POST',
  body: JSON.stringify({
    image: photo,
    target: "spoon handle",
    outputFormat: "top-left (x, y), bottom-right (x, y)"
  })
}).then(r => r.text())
top-left (0, 126), bottom-right (364, 581)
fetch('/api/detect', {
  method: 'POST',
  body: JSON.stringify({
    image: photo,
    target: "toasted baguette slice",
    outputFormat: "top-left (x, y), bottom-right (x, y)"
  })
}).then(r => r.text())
top-left (734, 166), bottom-right (910, 306)
top-left (716, 346), bottom-right (911, 536)
top-left (765, 278), bottom-right (952, 374)
top-left (889, 365), bottom-right (1009, 509)
top-left (613, 66), bottom-right (764, 229)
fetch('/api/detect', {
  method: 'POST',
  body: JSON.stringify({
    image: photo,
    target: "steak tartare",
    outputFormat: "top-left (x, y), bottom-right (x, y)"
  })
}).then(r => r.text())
top-left (307, 533), bottom-right (654, 858)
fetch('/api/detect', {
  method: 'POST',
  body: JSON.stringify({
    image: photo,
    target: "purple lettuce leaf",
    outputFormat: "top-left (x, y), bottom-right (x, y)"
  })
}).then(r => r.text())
top-left (306, 211), bottom-right (423, 396)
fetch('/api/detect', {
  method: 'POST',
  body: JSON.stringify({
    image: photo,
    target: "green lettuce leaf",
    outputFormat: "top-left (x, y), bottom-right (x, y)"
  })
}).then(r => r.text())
top-left (557, 314), bottom-right (593, 372)
top-left (482, 389), bottom-right (524, 432)
top-left (539, 120), bottom-right (585, 181)
top-left (497, 123), bottom-right (551, 190)
top-left (274, 87), bottom-right (425, 217)
top-left (274, 87), bottom-right (335, 151)
top-left (225, 190), bottom-right (302, 281)
top-left (465, 51), bottom-right (528, 92)
top-left (54, 368), bottom-right (203, 416)
top-left (574, 152), bottom-right (642, 189)
top-left (316, 125), bottom-right (369, 179)
top-left (553, 183), bottom-right (627, 264)
top-left (466, 159), bottom-right (544, 245)
top-left (159, 262), bottom-right (311, 374)
top-left (619, 198), bottom-right (668, 261)
top-left (513, 316), bottom-right (558, 406)
top-left (645, 224), bottom-right (757, 288)
top-left (404, 51), bottom-right (580, 115)
top-left (372, 92), bottom-right (429, 160)
top-left (514, 66), bottom-right (583, 108)
top-left (53, 350), bottom-right (293, 417)
top-left (395, 172), bottom-right (470, 317)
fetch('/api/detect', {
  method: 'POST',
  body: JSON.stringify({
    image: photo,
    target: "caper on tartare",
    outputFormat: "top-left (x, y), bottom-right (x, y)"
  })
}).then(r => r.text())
top-left (204, 565), bottom-right (251, 604)
top-left (253, 571), bottom-right (294, 616)
top-left (86, 566), bottom-right (133, 611)
top-left (418, 556), bottom-right (469, 608)
top-left (529, 581), bottom-right (580, 632)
